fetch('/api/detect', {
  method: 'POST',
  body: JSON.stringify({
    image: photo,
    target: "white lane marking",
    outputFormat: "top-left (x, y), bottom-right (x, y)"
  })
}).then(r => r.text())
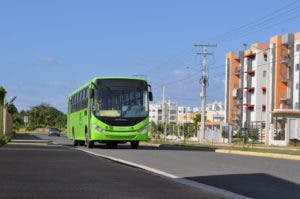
top-left (75, 148), bottom-right (251, 199)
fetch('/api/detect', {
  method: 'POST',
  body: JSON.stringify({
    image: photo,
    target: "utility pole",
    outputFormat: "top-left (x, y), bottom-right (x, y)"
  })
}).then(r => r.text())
top-left (194, 44), bottom-right (217, 142)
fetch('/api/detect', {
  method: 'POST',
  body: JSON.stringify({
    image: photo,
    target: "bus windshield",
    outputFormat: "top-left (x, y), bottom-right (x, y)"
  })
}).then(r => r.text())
top-left (93, 79), bottom-right (149, 118)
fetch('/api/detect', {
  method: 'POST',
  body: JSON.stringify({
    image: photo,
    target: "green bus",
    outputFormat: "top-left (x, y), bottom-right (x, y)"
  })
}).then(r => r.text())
top-left (67, 76), bottom-right (153, 149)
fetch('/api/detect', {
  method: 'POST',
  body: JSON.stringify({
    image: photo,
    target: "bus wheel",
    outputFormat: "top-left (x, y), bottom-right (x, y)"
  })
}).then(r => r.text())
top-left (73, 139), bottom-right (78, 147)
top-left (72, 133), bottom-right (78, 147)
top-left (106, 142), bottom-right (112, 149)
top-left (130, 141), bottom-right (139, 149)
top-left (86, 140), bottom-right (94, 148)
top-left (85, 133), bottom-right (94, 148)
top-left (112, 142), bottom-right (118, 149)
top-left (79, 141), bottom-right (85, 146)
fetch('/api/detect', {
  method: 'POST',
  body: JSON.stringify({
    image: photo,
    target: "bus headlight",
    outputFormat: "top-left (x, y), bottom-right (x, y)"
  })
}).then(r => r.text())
top-left (92, 124), bottom-right (105, 133)
top-left (138, 124), bottom-right (148, 133)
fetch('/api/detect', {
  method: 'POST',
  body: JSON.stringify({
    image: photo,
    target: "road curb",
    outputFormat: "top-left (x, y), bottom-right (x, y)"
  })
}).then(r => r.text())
top-left (11, 139), bottom-right (50, 143)
top-left (215, 149), bottom-right (300, 161)
top-left (74, 148), bottom-right (250, 199)
top-left (140, 142), bottom-right (160, 147)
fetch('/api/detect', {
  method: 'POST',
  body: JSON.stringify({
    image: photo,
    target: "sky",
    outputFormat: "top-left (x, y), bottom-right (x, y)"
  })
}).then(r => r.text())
top-left (1, 0), bottom-right (300, 112)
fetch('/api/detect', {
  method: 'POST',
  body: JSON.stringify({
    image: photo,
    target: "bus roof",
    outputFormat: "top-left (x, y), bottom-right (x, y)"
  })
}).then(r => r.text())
top-left (68, 76), bottom-right (148, 97)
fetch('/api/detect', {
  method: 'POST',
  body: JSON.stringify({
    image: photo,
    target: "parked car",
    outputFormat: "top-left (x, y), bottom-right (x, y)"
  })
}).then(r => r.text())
top-left (48, 127), bottom-right (61, 136)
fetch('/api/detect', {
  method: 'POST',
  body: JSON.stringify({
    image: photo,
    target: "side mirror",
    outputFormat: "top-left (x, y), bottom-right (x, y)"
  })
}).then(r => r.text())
top-left (149, 92), bottom-right (153, 101)
top-left (89, 89), bottom-right (94, 99)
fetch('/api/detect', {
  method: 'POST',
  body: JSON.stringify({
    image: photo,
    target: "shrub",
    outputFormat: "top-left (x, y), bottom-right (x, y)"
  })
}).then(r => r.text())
top-left (0, 133), bottom-right (11, 146)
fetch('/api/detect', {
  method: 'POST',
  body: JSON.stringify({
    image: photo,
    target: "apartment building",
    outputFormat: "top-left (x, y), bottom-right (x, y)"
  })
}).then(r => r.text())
top-left (225, 32), bottom-right (300, 146)
top-left (267, 33), bottom-right (300, 145)
top-left (242, 43), bottom-right (268, 132)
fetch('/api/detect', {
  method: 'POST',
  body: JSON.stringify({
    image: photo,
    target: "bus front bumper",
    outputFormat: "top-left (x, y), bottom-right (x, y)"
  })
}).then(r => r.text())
top-left (91, 131), bottom-right (148, 141)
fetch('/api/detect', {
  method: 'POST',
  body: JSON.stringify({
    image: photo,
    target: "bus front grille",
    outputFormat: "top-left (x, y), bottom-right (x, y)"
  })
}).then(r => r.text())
top-left (106, 135), bottom-right (136, 140)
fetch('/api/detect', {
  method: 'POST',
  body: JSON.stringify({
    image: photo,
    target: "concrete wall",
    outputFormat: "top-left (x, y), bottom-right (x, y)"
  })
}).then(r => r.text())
top-left (2, 107), bottom-right (13, 135)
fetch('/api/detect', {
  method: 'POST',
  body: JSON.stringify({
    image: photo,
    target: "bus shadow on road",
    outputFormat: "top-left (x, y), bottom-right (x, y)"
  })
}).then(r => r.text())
top-left (187, 173), bottom-right (300, 199)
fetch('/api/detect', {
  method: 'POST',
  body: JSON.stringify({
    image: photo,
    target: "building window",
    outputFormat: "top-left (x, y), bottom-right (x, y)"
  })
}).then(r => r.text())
top-left (262, 105), bottom-right (266, 112)
top-left (263, 71), bottom-right (267, 77)
top-left (296, 64), bottom-right (300, 71)
top-left (297, 83), bottom-right (300, 90)
top-left (297, 44), bottom-right (300, 52)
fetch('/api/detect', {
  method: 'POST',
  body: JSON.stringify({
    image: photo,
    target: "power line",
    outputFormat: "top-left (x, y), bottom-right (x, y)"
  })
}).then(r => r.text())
top-left (212, 1), bottom-right (300, 44)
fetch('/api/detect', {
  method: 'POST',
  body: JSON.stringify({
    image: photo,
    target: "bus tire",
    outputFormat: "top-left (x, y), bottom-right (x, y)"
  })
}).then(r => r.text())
top-left (87, 140), bottom-right (94, 148)
top-left (73, 139), bottom-right (78, 147)
top-left (79, 141), bottom-right (85, 146)
top-left (112, 142), bottom-right (118, 149)
top-left (72, 131), bottom-right (78, 147)
top-left (130, 141), bottom-right (139, 149)
top-left (106, 142), bottom-right (112, 149)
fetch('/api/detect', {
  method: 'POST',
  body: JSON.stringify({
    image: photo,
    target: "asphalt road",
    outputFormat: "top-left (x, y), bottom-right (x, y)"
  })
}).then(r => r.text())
top-left (0, 139), bottom-right (219, 198)
top-left (35, 133), bottom-right (300, 199)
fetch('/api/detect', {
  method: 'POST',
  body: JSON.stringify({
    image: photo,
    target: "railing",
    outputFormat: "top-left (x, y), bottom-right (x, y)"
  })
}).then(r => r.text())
top-left (244, 70), bottom-right (255, 76)
top-left (244, 86), bottom-right (255, 92)
top-left (281, 75), bottom-right (290, 84)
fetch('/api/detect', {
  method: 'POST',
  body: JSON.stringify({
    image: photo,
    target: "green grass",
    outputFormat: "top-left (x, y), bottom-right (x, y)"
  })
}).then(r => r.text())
top-left (219, 146), bottom-right (300, 156)
top-left (146, 139), bottom-right (300, 156)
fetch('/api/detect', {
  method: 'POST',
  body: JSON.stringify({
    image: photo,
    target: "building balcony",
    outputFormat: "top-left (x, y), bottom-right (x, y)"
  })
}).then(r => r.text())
top-left (233, 116), bottom-right (240, 122)
top-left (243, 103), bottom-right (254, 110)
top-left (244, 86), bottom-right (255, 92)
top-left (232, 88), bottom-right (242, 99)
top-left (281, 75), bottom-right (290, 84)
top-left (244, 50), bottom-right (256, 58)
top-left (233, 99), bottom-right (241, 107)
top-left (234, 67), bottom-right (241, 76)
top-left (281, 55), bottom-right (290, 64)
top-left (280, 94), bottom-right (291, 106)
top-left (244, 70), bottom-right (255, 76)
top-left (263, 52), bottom-right (268, 61)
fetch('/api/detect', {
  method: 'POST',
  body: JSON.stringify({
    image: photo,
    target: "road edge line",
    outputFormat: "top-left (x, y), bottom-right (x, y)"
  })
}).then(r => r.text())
top-left (74, 148), bottom-right (251, 199)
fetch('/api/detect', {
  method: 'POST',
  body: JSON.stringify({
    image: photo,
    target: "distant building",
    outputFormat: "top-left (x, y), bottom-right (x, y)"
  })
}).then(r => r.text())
top-left (177, 106), bottom-right (199, 124)
top-left (149, 100), bottom-right (178, 124)
top-left (150, 101), bottom-right (224, 125)
top-left (206, 101), bottom-right (225, 122)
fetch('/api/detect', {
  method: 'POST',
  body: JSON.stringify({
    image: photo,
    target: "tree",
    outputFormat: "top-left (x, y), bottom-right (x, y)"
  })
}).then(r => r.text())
top-left (193, 113), bottom-right (201, 125)
top-left (0, 86), bottom-right (7, 134)
top-left (0, 86), bottom-right (6, 105)
top-left (26, 103), bottom-right (67, 130)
